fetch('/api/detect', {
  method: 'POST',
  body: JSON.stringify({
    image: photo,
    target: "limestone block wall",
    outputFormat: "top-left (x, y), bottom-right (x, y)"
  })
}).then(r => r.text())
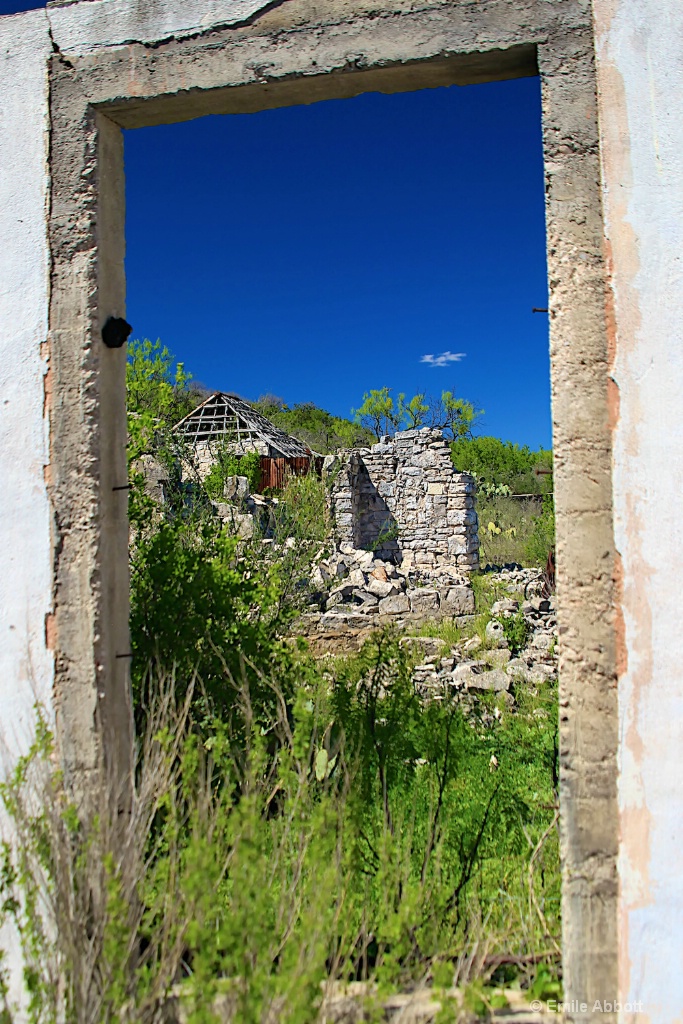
top-left (329, 429), bottom-right (479, 570)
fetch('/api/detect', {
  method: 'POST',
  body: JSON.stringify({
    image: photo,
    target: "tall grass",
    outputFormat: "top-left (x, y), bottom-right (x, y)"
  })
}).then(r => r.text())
top-left (1, 634), bottom-right (560, 1023)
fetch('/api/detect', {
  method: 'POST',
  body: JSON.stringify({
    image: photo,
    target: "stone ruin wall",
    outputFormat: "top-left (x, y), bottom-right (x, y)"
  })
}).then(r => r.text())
top-left (328, 429), bottom-right (479, 571)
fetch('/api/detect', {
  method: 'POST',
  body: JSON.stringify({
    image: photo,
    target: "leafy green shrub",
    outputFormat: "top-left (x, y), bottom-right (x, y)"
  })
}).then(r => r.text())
top-left (204, 448), bottom-right (261, 499)
top-left (270, 472), bottom-right (330, 547)
top-left (1, 632), bottom-right (561, 1022)
top-left (130, 503), bottom-right (295, 727)
top-left (496, 610), bottom-right (531, 657)
top-left (451, 437), bottom-right (552, 496)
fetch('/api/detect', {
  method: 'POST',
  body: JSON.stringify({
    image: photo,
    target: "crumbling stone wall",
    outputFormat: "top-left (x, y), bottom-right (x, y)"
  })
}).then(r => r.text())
top-left (329, 429), bottom-right (478, 570)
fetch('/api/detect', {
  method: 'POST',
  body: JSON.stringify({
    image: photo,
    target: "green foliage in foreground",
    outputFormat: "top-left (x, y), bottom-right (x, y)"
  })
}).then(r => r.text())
top-left (0, 337), bottom-right (560, 1020)
top-left (0, 633), bottom-right (560, 1023)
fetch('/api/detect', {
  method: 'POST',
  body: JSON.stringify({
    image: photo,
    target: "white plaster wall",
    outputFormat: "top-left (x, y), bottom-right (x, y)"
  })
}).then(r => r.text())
top-left (47, 0), bottom-right (274, 55)
top-left (0, 10), bottom-right (53, 762)
top-left (0, 8), bottom-right (53, 1012)
top-left (592, 1), bottom-right (683, 1021)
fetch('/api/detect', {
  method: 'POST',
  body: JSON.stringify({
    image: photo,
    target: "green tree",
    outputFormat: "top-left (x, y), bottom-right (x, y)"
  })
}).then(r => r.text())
top-left (352, 387), bottom-right (400, 439)
top-left (126, 338), bottom-right (205, 458)
top-left (450, 436), bottom-right (552, 495)
top-left (431, 391), bottom-right (482, 441)
top-left (252, 396), bottom-right (374, 453)
top-left (398, 391), bottom-right (429, 430)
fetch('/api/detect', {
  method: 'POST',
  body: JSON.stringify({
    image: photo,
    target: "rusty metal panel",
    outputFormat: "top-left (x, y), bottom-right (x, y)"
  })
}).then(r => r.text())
top-left (258, 456), bottom-right (321, 491)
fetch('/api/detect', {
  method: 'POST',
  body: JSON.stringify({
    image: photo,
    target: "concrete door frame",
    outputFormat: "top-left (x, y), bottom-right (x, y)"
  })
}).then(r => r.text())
top-left (46, 0), bottom-right (618, 1016)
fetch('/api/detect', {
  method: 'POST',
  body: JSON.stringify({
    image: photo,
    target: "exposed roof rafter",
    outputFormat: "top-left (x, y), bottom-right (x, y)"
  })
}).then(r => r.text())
top-left (172, 392), bottom-right (313, 459)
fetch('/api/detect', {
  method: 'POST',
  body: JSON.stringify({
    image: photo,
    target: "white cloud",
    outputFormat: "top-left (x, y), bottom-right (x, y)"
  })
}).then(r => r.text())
top-left (420, 351), bottom-right (466, 368)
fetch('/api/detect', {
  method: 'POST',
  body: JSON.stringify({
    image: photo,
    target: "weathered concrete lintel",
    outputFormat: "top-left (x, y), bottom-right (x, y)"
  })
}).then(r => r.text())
top-left (100, 45), bottom-right (539, 128)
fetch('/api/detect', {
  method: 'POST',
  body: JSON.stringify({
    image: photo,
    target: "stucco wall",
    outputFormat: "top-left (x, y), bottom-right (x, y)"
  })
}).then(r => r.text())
top-left (0, 12), bottom-right (53, 763)
top-left (0, 8), bottom-right (54, 1006)
top-left (592, 1), bottom-right (683, 1019)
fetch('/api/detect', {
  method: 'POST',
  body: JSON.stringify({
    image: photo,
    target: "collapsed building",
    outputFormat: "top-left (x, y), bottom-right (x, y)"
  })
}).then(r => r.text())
top-left (172, 391), bottom-right (320, 490)
top-left (327, 428), bottom-right (479, 572)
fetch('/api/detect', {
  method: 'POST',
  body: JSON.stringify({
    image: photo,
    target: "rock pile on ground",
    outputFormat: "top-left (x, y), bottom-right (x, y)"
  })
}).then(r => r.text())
top-left (313, 547), bottom-right (474, 619)
top-left (407, 567), bottom-right (557, 710)
top-left (298, 546), bottom-right (476, 654)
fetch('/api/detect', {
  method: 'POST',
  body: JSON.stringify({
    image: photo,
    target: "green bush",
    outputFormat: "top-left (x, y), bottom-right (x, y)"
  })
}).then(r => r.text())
top-left (129, 500), bottom-right (296, 727)
top-left (270, 472), bottom-right (330, 547)
top-left (1, 636), bottom-right (560, 1022)
top-left (204, 448), bottom-right (261, 499)
top-left (497, 610), bottom-right (531, 656)
top-left (451, 437), bottom-right (552, 496)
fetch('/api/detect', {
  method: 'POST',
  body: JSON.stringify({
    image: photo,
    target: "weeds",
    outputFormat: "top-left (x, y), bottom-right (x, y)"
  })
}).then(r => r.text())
top-left (496, 612), bottom-right (531, 658)
top-left (1, 634), bottom-right (560, 1022)
top-left (477, 496), bottom-right (555, 568)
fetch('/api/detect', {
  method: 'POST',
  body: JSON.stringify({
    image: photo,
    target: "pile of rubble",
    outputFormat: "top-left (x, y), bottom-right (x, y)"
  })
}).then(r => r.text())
top-left (407, 567), bottom-right (557, 705)
top-left (314, 547), bottom-right (474, 619)
top-left (297, 546), bottom-right (476, 654)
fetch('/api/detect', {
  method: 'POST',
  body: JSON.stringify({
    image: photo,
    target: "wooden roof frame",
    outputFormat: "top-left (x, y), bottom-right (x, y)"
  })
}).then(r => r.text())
top-left (173, 392), bottom-right (313, 459)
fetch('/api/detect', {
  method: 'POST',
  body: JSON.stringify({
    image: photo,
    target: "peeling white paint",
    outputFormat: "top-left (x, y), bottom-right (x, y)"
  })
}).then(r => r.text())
top-left (47, 0), bottom-right (277, 54)
top-left (0, 8), bottom-right (54, 1012)
top-left (0, 10), bottom-right (53, 751)
top-left (593, 0), bottom-right (683, 1020)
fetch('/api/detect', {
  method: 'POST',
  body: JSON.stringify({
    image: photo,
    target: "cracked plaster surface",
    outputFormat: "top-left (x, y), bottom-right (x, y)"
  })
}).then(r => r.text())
top-left (45, 0), bottom-right (280, 54)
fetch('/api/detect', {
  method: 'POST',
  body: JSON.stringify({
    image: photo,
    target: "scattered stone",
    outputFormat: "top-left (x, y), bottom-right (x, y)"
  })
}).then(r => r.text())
top-left (223, 474), bottom-right (249, 504)
top-left (366, 577), bottom-right (398, 599)
top-left (215, 506), bottom-right (255, 539)
top-left (442, 586), bottom-right (475, 615)
top-left (530, 632), bottom-right (555, 651)
top-left (409, 590), bottom-right (440, 615)
top-left (485, 619), bottom-right (508, 647)
top-left (378, 593), bottom-right (411, 615)
top-left (485, 649), bottom-right (512, 668)
top-left (341, 548), bottom-right (374, 571)
top-left (491, 598), bottom-right (519, 616)
top-left (465, 669), bottom-right (510, 693)
top-left (452, 661), bottom-right (487, 682)
top-left (329, 583), bottom-right (355, 603)
top-left (400, 636), bottom-right (448, 659)
top-left (347, 567), bottom-right (367, 589)
top-left (506, 658), bottom-right (530, 680)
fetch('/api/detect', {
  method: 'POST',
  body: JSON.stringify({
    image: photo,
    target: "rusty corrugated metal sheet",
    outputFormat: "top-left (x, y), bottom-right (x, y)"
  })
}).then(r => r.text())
top-left (258, 456), bottom-right (323, 491)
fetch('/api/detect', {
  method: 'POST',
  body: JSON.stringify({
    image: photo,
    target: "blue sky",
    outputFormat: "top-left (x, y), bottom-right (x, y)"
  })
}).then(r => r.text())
top-left (3, 0), bottom-right (551, 449)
